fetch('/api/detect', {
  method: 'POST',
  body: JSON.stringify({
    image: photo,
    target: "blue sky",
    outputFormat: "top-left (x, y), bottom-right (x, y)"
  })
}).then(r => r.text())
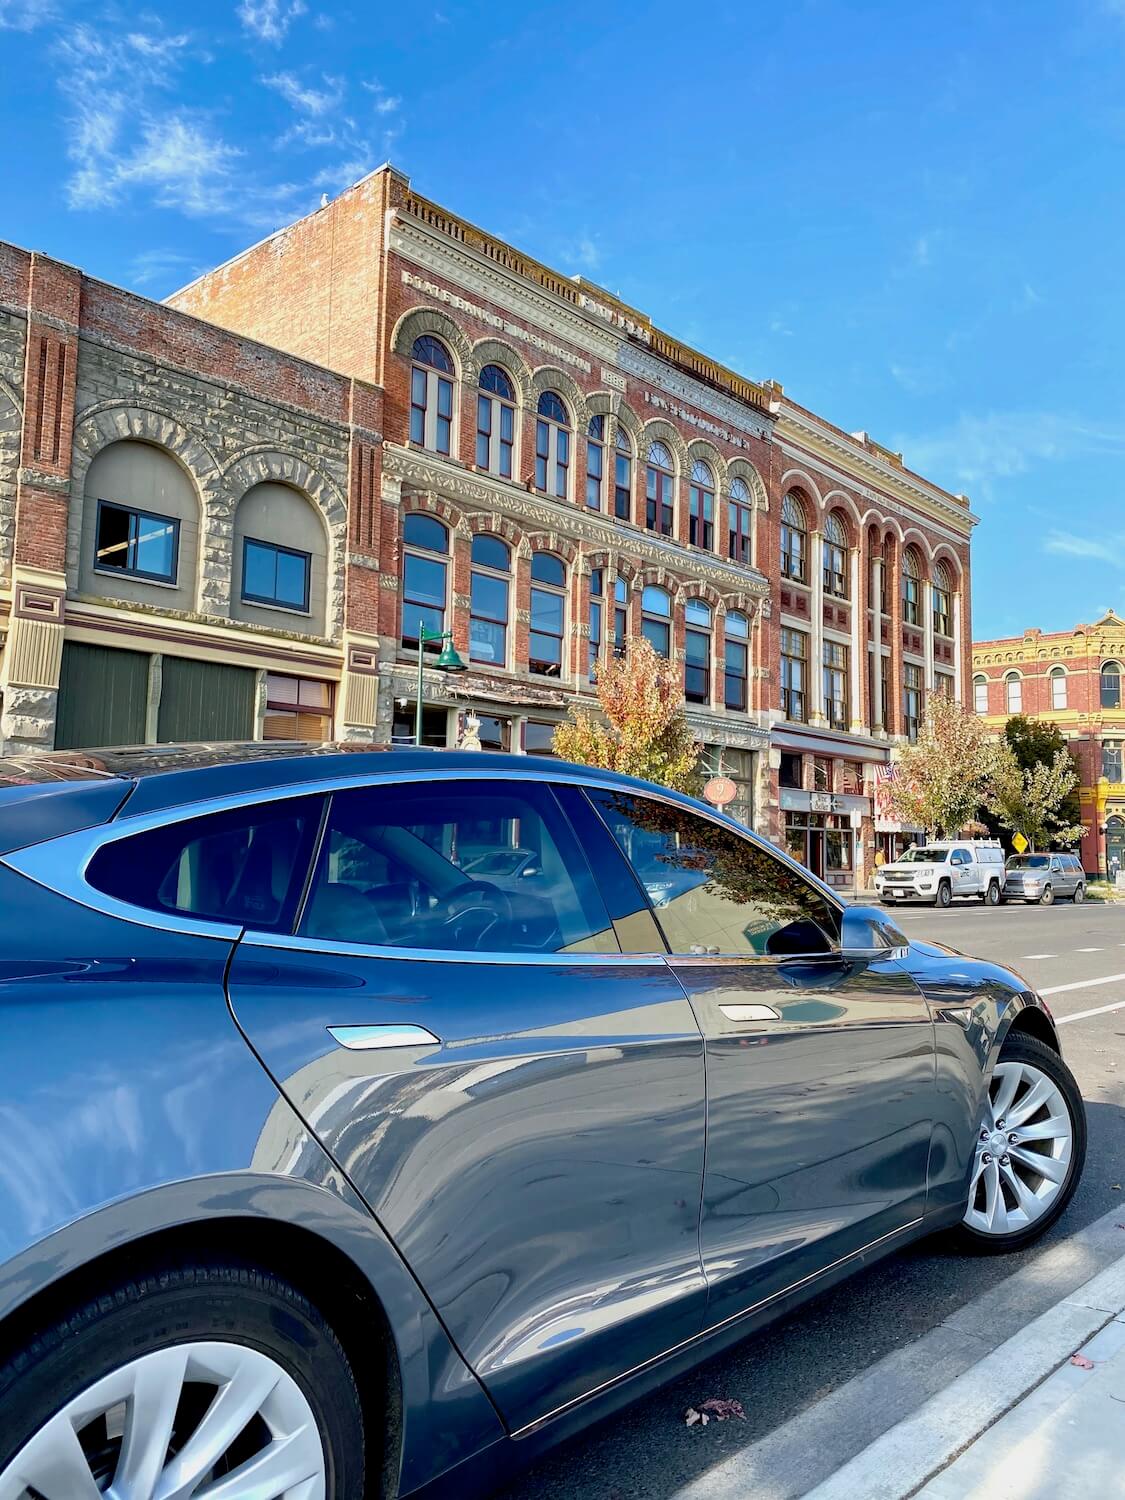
top-left (3, 0), bottom-right (1124, 640)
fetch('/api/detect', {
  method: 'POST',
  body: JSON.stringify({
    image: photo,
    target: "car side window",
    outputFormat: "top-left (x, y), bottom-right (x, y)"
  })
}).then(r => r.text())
top-left (586, 788), bottom-right (841, 957)
top-left (952, 849), bottom-right (970, 866)
top-left (86, 796), bottom-right (321, 929)
top-left (299, 779), bottom-right (618, 954)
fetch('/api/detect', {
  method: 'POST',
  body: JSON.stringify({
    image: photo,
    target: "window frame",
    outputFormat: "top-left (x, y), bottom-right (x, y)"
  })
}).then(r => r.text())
top-left (586, 415), bottom-right (605, 510)
top-left (409, 336), bottom-right (455, 457)
top-left (973, 675), bottom-right (989, 715)
top-left (241, 535), bottom-right (312, 614)
top-left (1050, 668), bottom-right (1067, 711)
top-left (724, 610), bottom-right (749, 711)
top-left (1005, 672), bottom-right (1022, 715)
top-left (780, 493), bottom-right (807, 584)
top-left (475, 364), bottom-right (516, 479)
top-left (614, 576), bottom-right (629, 657)
top-left (263, 674), bottom-right (334, 741)
top-left (822, 638), bottom-right (849, 731)
top-left (684, 598), bottom-right (712, 704)
top-left (904, 661), bottom-right (923, 741)
top-left (822, 513), bottom-right (848, 599)
top-left (588, 566), bottom-right (604, 681)
top-left (645, 442), bottom-right (675, 537)
top-left (902, 549), bottom-right (922, 627)
top-left (401, 512), bottom-right (449, 649)
top-left (688, 461), bottom-right (715, 550)
top-left (529, 551), bottom-right (567, 678)
top-left (932, 566), bottom-right (952, 637)
top-left (94, 498), bottom-right (180, 585)
top-left (1101, 662), bottom-right (1122, 710)
top-left (468, 533), bottom-right (511, 668)
top-left (614, 428), bottom-right (633, 521)
top-left (780, 626), bottom-right (808, 722)
top-left (641, 584), bottom-right (672, 658)
top-left (728, 478), bottom-right (753, 565)
top-left (534, 391), bottom-right (571, 500)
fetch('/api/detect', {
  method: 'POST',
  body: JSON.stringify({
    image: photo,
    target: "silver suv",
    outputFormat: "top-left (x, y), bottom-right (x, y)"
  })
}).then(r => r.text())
top-left (1003, 852), bottom-right (1086, 905)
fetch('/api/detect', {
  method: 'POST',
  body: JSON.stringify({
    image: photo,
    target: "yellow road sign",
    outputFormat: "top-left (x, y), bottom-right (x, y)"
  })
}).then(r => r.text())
top-left (1012, 832), bottom-right (1029, 854)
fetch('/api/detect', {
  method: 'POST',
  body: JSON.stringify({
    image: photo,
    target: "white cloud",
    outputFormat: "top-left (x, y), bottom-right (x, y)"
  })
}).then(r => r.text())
top-left (0, 0), bottom-right (54, 28)
top-left (892, 410), bottom-right (1125, 497)
top-left (237, 0), bottom-right (306, 43)
top-left (373, 93), bottom-right (400, 115)
top-left (263, 69), bottom-right (343, 114)
top-left (128, 248), bottom-right (197, 288)
top-left (1044, 531), bottom-right (1123, 566)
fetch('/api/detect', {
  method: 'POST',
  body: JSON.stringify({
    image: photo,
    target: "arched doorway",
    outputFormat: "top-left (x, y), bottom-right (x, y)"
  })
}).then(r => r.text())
top-left (1107, 815), bottom-right (1125, 881)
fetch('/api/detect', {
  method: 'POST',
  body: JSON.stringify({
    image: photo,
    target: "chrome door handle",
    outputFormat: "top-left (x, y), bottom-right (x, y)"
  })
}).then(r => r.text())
top-left (327, 1024), bottom-right (440, 1050)
top-left (719, 1004), bottom-right (781, 1023)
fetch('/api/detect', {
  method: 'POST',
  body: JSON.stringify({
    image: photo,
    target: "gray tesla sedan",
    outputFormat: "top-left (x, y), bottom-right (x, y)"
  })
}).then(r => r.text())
top-left (0, 744), bottom-right (1085, 1498)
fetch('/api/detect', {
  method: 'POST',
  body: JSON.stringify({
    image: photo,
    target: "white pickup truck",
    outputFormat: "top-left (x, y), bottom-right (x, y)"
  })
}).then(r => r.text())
top-left (874, 840), bottom-right (1006, 908)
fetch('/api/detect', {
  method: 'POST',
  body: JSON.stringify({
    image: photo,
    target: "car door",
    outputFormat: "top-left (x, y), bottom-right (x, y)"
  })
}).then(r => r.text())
top-left (950, 847), bottom-right (975, 897)
top-left (583, 786), bottom-right (935, 1330)
top-left (1049, 855), bottom-right (1070, 897)
top-left (226, 774), bottom-right (708, 1430)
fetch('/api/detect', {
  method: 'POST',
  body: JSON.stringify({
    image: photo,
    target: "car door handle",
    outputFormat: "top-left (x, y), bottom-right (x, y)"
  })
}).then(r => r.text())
top-left (327, 1024), bottom-right (441, 1050)
top-left (719, 1004), bottom-right (781, 1023)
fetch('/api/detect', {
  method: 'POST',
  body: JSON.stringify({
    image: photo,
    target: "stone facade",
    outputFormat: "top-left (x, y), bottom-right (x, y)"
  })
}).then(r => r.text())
top-left (973, 612), bottom-right (1125, 876)
top-left (0, 241), bottom-right (382, 755)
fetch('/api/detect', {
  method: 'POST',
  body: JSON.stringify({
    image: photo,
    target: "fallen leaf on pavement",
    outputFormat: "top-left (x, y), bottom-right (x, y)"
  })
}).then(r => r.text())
top-left (685, 1407), bottom-right (709, 1426)
top-left (1070, 1354), bottom-right (1095, 1369)
top-left (699, 1398), bottom-right (746, 1421)
top-left (1111, 1184), bottom-right (1122, 1191)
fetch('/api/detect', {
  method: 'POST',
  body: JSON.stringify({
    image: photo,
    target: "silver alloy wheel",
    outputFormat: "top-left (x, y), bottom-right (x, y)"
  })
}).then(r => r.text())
top-left (963, 1059), bottom-right (1073, 1237)
top-left (0, 1340), bottom-right (325, 1499)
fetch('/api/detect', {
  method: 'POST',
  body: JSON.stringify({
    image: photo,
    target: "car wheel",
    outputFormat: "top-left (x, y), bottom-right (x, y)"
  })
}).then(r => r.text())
top-left (984, 881), bottom-right (1001, 907)
top-left (1039, 884), bottom-right (1055, 906)
top-left (936, 881), bottom-right (952, 908)
top-left (0, 1258), bottom-right (365, 1498)
top-left (1073, 883), bottom-right (1085, 904)
top-left (957, 1033), bottom-right (1085, 1253)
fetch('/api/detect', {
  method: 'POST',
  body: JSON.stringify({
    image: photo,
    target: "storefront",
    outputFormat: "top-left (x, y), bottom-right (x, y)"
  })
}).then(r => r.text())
top-left (780, 787), bottom-right (869, 891)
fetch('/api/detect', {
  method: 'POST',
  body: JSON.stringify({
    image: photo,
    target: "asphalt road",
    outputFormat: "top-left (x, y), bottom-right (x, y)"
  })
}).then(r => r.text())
top-left (501, 898), bottom-right (1125, 1500)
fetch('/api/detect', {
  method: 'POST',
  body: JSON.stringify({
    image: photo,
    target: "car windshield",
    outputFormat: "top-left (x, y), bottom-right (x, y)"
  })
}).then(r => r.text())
top-left (1007, 855), bottom-right (1050, 870)
top-left (461, 849), bottom-right (528, 875)
top-left (898, 847), bottom-right (948, 863)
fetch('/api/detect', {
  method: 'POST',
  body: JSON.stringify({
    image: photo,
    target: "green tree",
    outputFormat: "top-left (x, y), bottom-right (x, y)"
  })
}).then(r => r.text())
top-left (885, 693), bottom-right (997, 838)
top-left (986, 743), bottom-right (1085, 851)
top-left (1004, 716), bottom-right (1083, 827)
top-left (553, 636), bottom-right (703, 793)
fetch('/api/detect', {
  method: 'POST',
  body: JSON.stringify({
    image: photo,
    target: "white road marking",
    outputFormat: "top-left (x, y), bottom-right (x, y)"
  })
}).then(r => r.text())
top-left (1019, 953), bottom-right (1056, 960)
top-left (1040, 971), bottom-right (1125, 996)
top-left (1056, 998), bottom-right (1125, 1026)
top-left (1076, 946), bottom-right (1102, 952)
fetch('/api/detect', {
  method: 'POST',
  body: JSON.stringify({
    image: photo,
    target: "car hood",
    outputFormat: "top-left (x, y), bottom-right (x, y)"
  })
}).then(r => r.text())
top-left (900, 937), bottom-right (1032, 1002)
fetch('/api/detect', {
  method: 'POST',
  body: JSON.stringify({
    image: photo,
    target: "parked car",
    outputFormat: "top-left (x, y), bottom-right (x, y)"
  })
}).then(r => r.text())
top-left (874, 840), bottom-right (1006, 907)
top-left (1003, 851), bottom-right (1086, 905)
top-left (0, 745), bottom-right (1085, 1498)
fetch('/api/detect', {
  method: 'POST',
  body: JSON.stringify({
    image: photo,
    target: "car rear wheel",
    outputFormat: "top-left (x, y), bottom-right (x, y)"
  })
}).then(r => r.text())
top-left (1073, 883), bottom-right (1085, 904)
top-left (957, 1033), bottom-right (1085, 1253)
top-left (1039, 884), bottom-right (1055, 906)
top-left (0, 1259), bottom-right (365, 1499)
top-left (936, 880), bottom-right (952, 908)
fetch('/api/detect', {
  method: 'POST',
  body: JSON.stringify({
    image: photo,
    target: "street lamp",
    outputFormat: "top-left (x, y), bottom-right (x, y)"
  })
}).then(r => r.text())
top-left (414, 621), bottom-right (466, 745)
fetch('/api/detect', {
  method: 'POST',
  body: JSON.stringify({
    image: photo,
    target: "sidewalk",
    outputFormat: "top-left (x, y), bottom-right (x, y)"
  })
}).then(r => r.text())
top-left (807, 1239), bottom-right (1125, 1500)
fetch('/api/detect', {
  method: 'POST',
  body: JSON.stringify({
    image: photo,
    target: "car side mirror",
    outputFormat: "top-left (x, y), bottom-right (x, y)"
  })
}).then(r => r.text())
top-left (841, 904), bottom-right (909, 961)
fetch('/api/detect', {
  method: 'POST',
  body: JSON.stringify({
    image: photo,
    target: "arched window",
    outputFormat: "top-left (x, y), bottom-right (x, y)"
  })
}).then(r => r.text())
top-left (401, 512), bottom-right (449, 648)
top-left (728, 476), bottom-right (753, 565)
top-left (410, 336), bottom-right (454, 456)
top-left (613, 427), bottom-right (633, 521)
top-left (822, 511), bottom-right (848, 598)
top-left (689, 460), bottom-right (715, 550)
top-left (780, 492), bottom-right (807, 583)
top-left (1005, 671), bottom-right (1022, 715)
top-left (932, 561), bottom-right (952, 637)
top-left (1050, 666), bottom-right (1067, 711)
top-left (646, 441), bottom-right (674, 537)
top-left (973, 674), bottom-right (988, 715)
top-left (588, 566), bottom-right (604, 680)
top-left (585, 415), bottom-right (605, 510)
top-left (902, 546), bottom-right (922, 626)
top-left (529, 552), bottom-right (566, 676)
top-left (535, 391), bottom-right (571, 499)
top-left (469, 533), bottom-right (510, 667)
top-left (475, 364), bottom-right (515, 478)
top-left (83, 439), bottom-right (198, 608)
top-left (1102, 661), bottom-right (1122, 709)
top-left (724, 610), bottom-right (749, 711)
top-left (641, 584), bottom-right (671, 657)
top-left (613, 575), bottom-right (629, 655)
top-left (685, 599), bottom-right (712, 703)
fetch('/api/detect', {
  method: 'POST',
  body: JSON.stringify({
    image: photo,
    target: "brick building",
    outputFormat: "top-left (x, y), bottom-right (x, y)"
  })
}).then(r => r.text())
top-left (171, 165), bottom-right (976, 892)
top-left (0, 241), bottom-right (383, 754)
top-left (973, 612), bottom-right (1125, 877)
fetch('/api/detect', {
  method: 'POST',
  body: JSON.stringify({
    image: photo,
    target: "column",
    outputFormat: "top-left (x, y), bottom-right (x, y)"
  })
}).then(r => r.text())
top-left (849, 545), bottom-right (864, 733)
top-left (953, 588), bottom-right (964, 703)
top-left (923, 578), bottom-right (936, 693)
top-left (809, 529), bottom-right (825, 725)
top-left (870, 553), bottom-right (885, 734)
top-left (887, 543), bottom-right (904, 738)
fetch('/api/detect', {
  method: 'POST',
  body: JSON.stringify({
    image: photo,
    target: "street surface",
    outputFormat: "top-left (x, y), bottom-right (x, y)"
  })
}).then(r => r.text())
top-left (503, 899), bottom-right (1125, 1500)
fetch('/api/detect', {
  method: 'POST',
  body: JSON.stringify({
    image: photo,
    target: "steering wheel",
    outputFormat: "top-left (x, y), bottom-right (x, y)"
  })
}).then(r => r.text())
top-left (441, 879), bottom-right (514, 949)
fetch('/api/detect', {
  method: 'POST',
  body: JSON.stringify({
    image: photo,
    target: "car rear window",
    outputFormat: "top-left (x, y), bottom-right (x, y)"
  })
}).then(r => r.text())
top-left (86, 796), bottom-right (322, 929)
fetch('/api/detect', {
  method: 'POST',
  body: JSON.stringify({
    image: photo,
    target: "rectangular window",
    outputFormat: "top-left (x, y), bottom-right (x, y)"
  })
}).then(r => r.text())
top-left (614, 578), bottom-right (628, 656)
top-left (903, 578), bottom-right (920, 627)
top-left (1051, 673), bottom-right (1067, 710)
top-left (588, 568), bottom-right (603, 680)
top-left (1103, 741), bottom-right (1123, 782)
top-left (614, 450), bottom-right (631, 520)
top-left (263, 674), bottom-right (334, 741)
top-left (685, 627), bottom-right (710, 704)
top-left (530, 586), bottom-right (565, 676)
top-left (586, 434), bottom-right (603, 509)
top-left (823, 640), bottom-right (849, 730)
top-left (524, 720), bottom-right (557, 756)
top-left (95, 500), bottom-right (179, 583)
top-left (780, 751), bottom-right (803, 789)
top-left (904, 662), bottom-right (923, 742)
top-left (935, 672), bottom-right (955, 698)
top-left (476, 396), bottom-right (513, 477)
top-left (781, 627), bottom-right (807, 722)
top-left (469, 570), bottom-right (508, 666)
top-left (725, 637), bottom-right (748, 711)
top-left (402, 552), bottom-right (446, 645)
top-left (974, 678), bottom-right (989, 714)
top-left (729, 502), bottom-right (752, 565)
top-left (242, 537), bottom-right (311, 612)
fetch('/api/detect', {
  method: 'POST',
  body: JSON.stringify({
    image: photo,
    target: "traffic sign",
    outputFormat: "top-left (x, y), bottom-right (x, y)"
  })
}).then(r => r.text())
top-left (703, 776), bottom-right (737, 807)
top-left (1012, 832), bottom-right (1029, 854)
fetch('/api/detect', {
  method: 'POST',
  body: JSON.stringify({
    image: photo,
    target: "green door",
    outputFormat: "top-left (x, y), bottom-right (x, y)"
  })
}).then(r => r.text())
top-left (55, 642), bottom-right (149, 749)
top-left (157, 657), bottom-right (255, 743)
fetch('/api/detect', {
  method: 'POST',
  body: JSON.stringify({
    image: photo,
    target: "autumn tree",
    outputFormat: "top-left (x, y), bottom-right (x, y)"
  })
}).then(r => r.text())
top-left (986, 744), bottom-right (1085, 852)
top-left (885, 693), bottom-right (997, 838)
top-left (553, 636), bottom-right (703, 793)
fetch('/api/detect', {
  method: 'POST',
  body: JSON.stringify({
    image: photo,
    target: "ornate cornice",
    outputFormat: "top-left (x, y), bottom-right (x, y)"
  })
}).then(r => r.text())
top-left (383, 445), bottom-right (770, 598)
top-left (775, 406), bottom-right (977, 537)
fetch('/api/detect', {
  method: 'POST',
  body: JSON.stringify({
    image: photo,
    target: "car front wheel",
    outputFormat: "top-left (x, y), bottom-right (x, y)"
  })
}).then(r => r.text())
top-left (0, 1259), bottom-right (366, 1499)
top-left (983, 881), bottom-right (1000, 906)
top-left (958, 1033), bottom-right (1085, 1253)
top-left (1039, 884), bottom-right (1055, 906)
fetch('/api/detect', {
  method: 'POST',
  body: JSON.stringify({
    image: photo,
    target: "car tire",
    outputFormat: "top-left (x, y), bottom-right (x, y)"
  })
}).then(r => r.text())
top-left (1039, 884), bottom-right (1055, 906)
top-left (1073, 884), bottom-right (1085, 904)
top-left (955, 1032), bottom-right (1086, 1254)
top-left (983, 881), bottom-right (1001, 907)
top-left (0, 1258), bottom-right (366, 1496)
top-left (936, 880), bottom-right (952, 908)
